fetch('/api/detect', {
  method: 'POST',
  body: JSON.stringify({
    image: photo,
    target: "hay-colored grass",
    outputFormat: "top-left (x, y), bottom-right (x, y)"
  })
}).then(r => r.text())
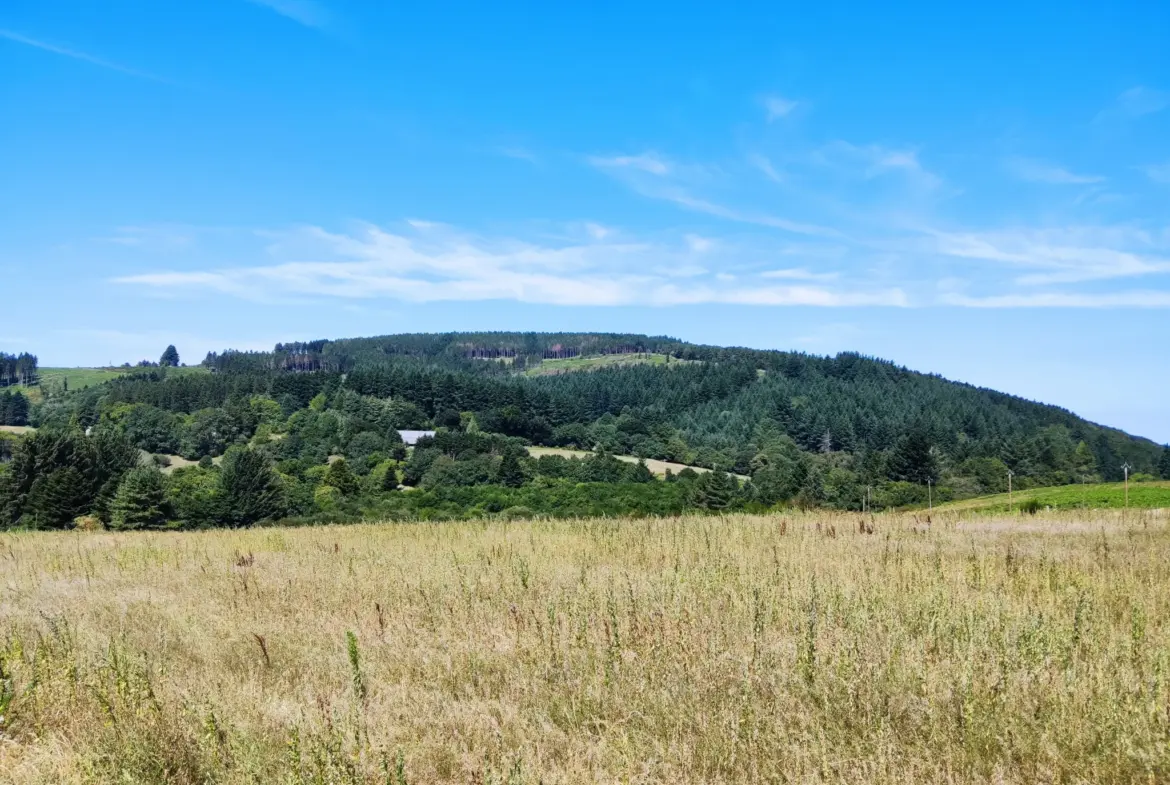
top-left (527, 446), bottom-right (749, 480)
top-left (0, 426), bottom-right (34, 435)
top-left (1, 510), bottom-right (1168, 783)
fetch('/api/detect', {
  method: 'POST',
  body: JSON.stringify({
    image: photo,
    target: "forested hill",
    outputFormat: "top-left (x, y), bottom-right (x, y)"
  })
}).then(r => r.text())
top-left (4, 332), bottom-right (1166, 530)
top-left (133, 332), bottom-right (1162, 479)
top-left (198, 330), bottom-right (1152, 451)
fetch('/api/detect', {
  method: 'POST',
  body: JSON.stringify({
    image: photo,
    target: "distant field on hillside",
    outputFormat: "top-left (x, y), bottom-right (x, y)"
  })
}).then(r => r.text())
top-left (937, 480), bottom-right (1170, 512)
top-left (10, 366), bottom-right (208, 402)
top-left (527, 446), bottom-right (748, 479)
top-left (524, 352), bottom-right (688, 376)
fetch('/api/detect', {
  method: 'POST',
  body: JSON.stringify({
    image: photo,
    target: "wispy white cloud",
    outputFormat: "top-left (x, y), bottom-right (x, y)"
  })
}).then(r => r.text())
top-left (498, 146), bottom-right (539, 163)
top-left (1141, 162), bottom-right (1170, 184)
top-left (747, 153), bottom-right (784, 183)
top-left (96, 225), bottom-right (198, 249)
top-left (942, 290), bottom-right (1170, 308)
top-left (928, 227), bottom-right (1170, 285)
top-left (761, 268), bottom-right (840, 282)
top-left (584, 223), bottom-right (612, 240)
top-left (589, 118), bottom-right (1170, 308)
top-left (113, 222), bottom-right (906, 308)
top-left (663, 192), bottom-right (846, 239)
top-left (684, 234), bottom-right (714, 253)
top-left (1006, 157), bottom-right (1105, 185)
top-left (814, 141), bottom-right (943, 190)
top-left (588, 152), bottom-right (671, 176)
top-left (0, 29), bottom-right (165, 82)
top-left (760, 94), bottom-right (798, 121)
top-left (1094, 86), bottom-right (1170, 123)
top-left (589, 150), bottom-right (843, 238)
top-left (246, 0), bottom-right (331, 29)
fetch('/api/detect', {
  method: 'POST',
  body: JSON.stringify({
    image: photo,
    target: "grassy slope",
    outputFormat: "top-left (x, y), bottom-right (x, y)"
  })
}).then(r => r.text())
top-left (936, 479), bottom-right (1170, 512)
top-left (523, 352), bottom-right (684, 376)
top-left (10, 366), bottom-right (208, 403)
top-left (2, 510), bottom-right (1168, 783)
top-left (527, 445), bottom-right (748, 479)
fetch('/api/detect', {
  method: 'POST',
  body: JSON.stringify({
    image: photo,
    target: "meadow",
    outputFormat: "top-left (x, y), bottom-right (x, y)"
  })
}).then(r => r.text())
top-left (1, 510), bottom-right (1168, 784)
top-left (8, 366), bottom-right (209, 403)
top-left (526, 446), bottom-right (749, 480)
top-left (936, 480), bottom-right (1170, 513)
top-left (523, 353), bottom-right (683, 376)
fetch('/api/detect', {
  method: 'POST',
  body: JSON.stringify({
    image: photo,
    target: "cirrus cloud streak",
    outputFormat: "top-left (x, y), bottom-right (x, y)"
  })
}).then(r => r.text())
top-left (113, 223), bottom-right (906, 308)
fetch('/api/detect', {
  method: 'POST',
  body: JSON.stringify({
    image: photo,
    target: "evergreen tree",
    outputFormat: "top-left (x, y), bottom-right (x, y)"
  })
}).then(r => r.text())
top-left (631, 459), bottom-right (654, 483)
top-left (110, 467), bottom-right (168, 530)
top-left (160, 345), bottom-right (180, 367)
top-left (1160, 445), bottom-right (1170, 480)
top-left (24, 468), bottom-right (88, 528)
top-left (697, 469), bottom-right (737, 510)
top-left (890, 427), bottom-right (939, 484)
top-left (218, 447), bottom-right (285, 527)
top-left (324, 458), bottom-right (360, 496)
top-left (496, 451), bottom-right (526, 487)
top-left (0, 391), bottom-right (27, 426)
top-left (381, 462), bottom-right (401, 491)
top-left (795, 464), bottom-right (826, 509)
top-left (1073, 440), bottom-right (1098, 479)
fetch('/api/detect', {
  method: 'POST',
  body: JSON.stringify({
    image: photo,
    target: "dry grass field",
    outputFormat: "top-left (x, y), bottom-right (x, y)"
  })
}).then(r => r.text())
top-left (2, 510), bottom-right (1169, 783)
top-left (526, 447), bottom-right (749, 480)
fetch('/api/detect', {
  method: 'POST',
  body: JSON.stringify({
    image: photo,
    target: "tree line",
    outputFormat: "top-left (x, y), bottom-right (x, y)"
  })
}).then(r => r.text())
top-left (0, 352), bottom-right (38, 387)
top-left (0, 390), bottom-right (30, 426)
top-left (2, 333), bottom-right (1165, 531)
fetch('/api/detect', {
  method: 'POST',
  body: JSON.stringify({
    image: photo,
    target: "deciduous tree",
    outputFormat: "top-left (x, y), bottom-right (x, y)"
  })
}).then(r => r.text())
top-left (160, 345), bottom-right (180, 367)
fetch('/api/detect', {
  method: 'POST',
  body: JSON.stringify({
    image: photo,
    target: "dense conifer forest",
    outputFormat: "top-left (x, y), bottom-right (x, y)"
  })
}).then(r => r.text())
top-left (1, 332), bottom-right (1165, 530)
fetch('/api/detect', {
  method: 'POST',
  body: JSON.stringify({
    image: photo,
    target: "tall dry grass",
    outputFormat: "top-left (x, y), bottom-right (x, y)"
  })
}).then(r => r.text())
top-left (1, 510), bottom-right (1168, 783)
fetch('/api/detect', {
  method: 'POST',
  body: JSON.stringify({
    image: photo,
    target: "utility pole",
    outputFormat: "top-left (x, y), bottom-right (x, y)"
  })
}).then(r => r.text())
top-left (1121, 462), bottom-right (1132, 509)
top-left (1007, 469), bottom-right (1014, 510)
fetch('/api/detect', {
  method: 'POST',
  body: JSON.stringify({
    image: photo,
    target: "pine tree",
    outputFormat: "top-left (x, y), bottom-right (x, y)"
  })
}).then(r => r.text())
top-left (24, 468), bottom-right (88, 529)
top-left (160, 345), bottom-right (180, 367)
top-left (496, 451), bottom-right (526, 488)
top-left (0, 390), bottom-right (27, 425)
top-left (1159, 445), bottom-right (1170, 480)
top-left (109, 467), bottom-right (168, 530)
top-left (630, 459), bottom-right (654, 483)
top-left (890, 427), bottom-right (939, 484)
top-left (1073, 441), bottom-right (1098, 478)
top-left (325, 458), bottom-right (360, 496)
top-left (218, 447), bottom-right (285, 527)
top-left (697, 469), bottom-right (737, 510)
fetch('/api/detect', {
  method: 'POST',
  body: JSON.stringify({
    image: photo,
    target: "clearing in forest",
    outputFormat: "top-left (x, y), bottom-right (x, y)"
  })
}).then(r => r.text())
top-left (523, 352), bottom-right (689, 376)
top-left (526, 445), bottom-right (747, 479)
top-left (8, 366), bottom-right (209, 403)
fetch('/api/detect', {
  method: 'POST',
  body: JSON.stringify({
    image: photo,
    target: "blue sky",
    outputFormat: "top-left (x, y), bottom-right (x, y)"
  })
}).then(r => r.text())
top-left (2, 0), bottom-right (1169, 442)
